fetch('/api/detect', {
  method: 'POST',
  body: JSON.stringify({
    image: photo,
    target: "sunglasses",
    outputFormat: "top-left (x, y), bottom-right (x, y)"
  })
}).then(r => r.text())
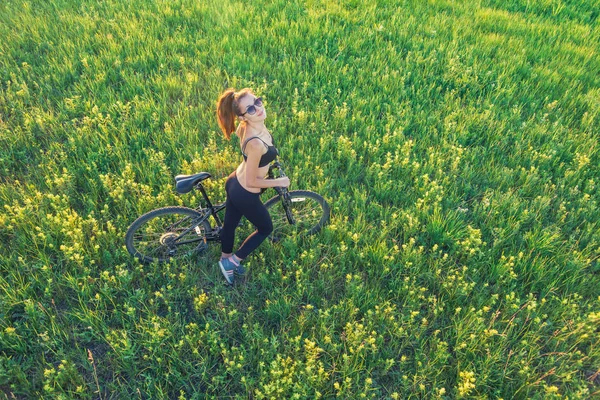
top-left (239, 97), bottom-right (263, 116)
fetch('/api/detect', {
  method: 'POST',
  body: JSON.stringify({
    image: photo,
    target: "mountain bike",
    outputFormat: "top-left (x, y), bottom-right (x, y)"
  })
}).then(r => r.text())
top-left (125, 160), bottom-right (330, 264)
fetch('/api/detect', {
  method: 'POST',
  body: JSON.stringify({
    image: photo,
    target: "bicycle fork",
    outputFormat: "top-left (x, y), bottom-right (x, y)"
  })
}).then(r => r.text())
top-left (276, 187), bottom-right (295, 225)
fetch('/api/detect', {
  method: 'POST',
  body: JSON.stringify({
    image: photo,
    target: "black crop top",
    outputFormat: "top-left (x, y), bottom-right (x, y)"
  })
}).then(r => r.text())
top-left (241, 134), bottom-right (278, 167)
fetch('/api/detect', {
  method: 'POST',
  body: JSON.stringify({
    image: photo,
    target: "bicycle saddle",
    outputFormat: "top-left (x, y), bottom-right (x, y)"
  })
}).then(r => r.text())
top-left (174, 172), bottom-right (211, 194)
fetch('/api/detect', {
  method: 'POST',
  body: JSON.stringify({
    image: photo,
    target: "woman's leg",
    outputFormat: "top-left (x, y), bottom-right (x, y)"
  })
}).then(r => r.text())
top-left (223, 172), bottom-right (273, 261)
top-left (218, 174), bottom-right (257, 283)
top-left (220, 177), bottom-right (244, 257)
top-left (234, 198), bottom-right (273, 260)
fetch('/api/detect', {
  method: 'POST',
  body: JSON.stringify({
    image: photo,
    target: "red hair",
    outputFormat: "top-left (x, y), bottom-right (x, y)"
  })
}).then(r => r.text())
top-left (216, 88), bottom-right (252, 139)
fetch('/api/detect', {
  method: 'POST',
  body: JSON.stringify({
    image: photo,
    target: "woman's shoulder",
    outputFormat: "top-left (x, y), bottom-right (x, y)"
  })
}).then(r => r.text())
top-left (242, 136), bottom-right (268, 157)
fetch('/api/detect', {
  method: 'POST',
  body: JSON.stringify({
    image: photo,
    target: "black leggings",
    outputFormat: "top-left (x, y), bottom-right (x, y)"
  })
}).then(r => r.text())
top-left (221, 172), bottom-right (273, 259)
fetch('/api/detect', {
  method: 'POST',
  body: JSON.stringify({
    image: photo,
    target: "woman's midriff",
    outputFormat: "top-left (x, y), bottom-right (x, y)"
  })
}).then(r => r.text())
top-left (235, 163), bottom-right (270, 194)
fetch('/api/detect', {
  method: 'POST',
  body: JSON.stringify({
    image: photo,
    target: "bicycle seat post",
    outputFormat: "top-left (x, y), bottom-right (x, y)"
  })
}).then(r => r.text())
top-left (195, 183), bottom-right (214, 210)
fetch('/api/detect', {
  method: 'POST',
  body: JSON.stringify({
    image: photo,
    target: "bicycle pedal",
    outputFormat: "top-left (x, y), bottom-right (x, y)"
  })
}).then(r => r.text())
top-left (195, 237), bottom-right (208, 253)
top-left (195, 243), bottom-right (208, 253)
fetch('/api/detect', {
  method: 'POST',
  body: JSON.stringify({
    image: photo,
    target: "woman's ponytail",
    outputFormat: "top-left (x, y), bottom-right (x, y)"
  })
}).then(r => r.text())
top-left (216, 88), bottom-right (252, 139)
top-left (217, 89), bottom-right (237, 139)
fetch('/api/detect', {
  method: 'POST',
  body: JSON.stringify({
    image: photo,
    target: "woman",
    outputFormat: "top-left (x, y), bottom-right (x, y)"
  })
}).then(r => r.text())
top-left (216, 88), bottom-right (290, 285)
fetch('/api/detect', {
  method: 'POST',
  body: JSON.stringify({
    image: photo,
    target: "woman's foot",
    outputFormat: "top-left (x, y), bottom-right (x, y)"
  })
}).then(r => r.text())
top-left (218, 258), bottom-right (236, 285)
top-left (223, 254), bottom-right (245, 276)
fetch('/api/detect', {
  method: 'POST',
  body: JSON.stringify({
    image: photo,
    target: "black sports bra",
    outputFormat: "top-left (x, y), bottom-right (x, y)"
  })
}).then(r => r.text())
top-left (241, 134), bottom-right (278, 167)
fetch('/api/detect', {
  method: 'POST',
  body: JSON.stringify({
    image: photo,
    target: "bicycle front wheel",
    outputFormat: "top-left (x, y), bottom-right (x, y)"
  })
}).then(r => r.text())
top-left (264, 190), bottom-right (330, 241)
top-left (125, 206), bottom-right (212, 264)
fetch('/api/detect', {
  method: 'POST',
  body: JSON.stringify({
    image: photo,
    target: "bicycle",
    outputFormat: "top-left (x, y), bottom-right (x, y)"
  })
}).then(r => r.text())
top-left (125, 160), bottom-right (330, 264)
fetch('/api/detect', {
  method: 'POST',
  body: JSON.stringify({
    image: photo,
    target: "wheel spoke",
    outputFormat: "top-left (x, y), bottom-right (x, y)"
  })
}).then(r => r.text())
top-left (146, 244), bottom-right (167, 257)
top-left (126, 208), bottom-right (211, 263)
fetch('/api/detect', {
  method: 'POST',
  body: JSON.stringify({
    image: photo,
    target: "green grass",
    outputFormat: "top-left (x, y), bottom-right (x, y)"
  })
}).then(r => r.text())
top-left (1, 0), bottom-right (599, 398)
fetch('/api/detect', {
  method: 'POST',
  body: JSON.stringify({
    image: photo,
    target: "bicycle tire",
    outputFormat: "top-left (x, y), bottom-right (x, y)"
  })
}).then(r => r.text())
top-left (125, 206), bottom-right (212, 264)
top-left (263, 190), bottom-right (330, 241)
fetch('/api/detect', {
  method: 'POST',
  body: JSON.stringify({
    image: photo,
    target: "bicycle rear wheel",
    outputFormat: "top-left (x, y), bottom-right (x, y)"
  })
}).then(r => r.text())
top-left (125, 207), bottom-right (211, 263)
top-left (263, 190), bottom-right (330, 241)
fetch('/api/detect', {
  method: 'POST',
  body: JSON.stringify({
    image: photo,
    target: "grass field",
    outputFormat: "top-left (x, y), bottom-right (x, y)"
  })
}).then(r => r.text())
top-left (1, 0), bottom-right (599, 398)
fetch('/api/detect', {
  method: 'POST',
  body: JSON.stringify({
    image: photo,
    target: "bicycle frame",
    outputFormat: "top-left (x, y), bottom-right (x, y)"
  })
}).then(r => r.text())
top-left (191, 182), bottom-right (225, 242)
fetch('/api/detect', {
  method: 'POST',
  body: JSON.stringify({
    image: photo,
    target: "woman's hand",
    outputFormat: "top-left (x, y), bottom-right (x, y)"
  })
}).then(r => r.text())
top-left (278, 177), bottom-right (290, 188)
